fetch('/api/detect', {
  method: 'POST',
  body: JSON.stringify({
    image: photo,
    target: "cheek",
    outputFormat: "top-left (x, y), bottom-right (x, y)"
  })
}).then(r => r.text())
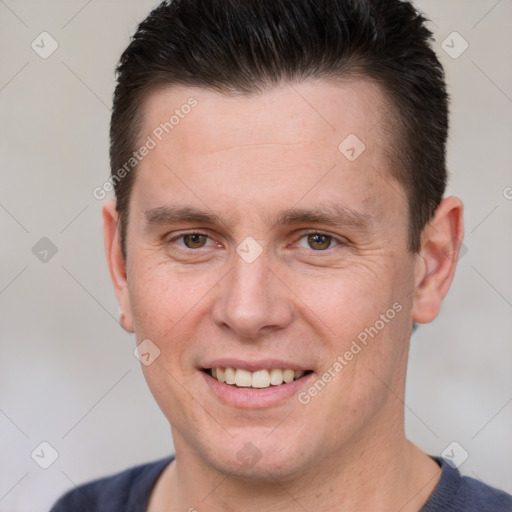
top-left (128, 258), bottom-right (208, 338)
top-left (287, 259), bottom-right (397, 335)
top-left (126, 262), bottom-right (200, 397)
top-left (128, 261), bottom-right (208, 426)
top-left (140, 361), bottom-right (207, 444)
top-left (290, 257), bottom-right (412, 390)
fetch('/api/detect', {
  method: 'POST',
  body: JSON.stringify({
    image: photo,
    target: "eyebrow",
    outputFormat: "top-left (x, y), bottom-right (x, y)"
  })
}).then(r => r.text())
top-left (145, 205), bottom-right (227, 226)
top-left (144, 203), bottom-right (373, 231)
top-left (270, 204), bottom-right (373, 231)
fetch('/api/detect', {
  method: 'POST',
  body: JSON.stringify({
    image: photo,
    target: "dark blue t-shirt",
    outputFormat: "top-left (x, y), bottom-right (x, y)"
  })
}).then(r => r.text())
top-left (50, 455), bottom-right (512, 511)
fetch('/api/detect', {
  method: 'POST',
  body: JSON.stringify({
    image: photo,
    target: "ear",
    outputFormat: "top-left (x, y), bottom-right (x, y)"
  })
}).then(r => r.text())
top-left (103, 200), bottom-right (134, 333)
top-left (412, 196), bottom-right (464, 324)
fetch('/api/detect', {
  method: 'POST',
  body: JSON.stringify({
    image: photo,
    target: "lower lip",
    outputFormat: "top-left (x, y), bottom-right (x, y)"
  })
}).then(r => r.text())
top-left (201, 371), bottom-right (314, 409)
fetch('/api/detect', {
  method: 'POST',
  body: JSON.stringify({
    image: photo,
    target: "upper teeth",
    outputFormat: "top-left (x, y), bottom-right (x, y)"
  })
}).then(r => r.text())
top-left (211, 368), bottom-right (306, 388)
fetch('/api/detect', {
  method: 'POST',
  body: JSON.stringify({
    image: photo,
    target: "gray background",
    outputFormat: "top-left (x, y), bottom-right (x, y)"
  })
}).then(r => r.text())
top-left (0, 1), bottom-right (511, 510)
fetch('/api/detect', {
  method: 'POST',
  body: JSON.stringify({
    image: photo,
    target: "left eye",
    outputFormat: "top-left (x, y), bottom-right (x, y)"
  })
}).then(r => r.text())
top-left (296, 233), bottom-right (341, 251)
top-left (170, 232), bottom-right (216, 249)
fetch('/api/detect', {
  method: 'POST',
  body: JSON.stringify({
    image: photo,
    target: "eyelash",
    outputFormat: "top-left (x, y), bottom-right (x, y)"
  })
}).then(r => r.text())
top-left (166, 230), bottom-right (344, 252)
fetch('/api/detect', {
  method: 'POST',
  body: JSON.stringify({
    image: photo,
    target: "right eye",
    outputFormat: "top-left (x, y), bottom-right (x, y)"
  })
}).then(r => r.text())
top-left (165, 231), bottom-right (222, 252)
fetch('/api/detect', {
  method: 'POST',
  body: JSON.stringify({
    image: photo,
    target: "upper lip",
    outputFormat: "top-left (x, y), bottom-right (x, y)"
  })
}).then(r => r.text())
top-left (202, 359), bottom-right (311, 372)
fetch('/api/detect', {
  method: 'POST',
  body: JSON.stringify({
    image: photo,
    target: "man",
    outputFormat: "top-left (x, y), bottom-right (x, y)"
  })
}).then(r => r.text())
top-left (51, 0), bottom-right (512, 510)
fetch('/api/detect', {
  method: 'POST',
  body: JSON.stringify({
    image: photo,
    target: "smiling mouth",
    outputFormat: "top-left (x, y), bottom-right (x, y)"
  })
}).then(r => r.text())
top-left (203, 367), bottom-right (313, 389)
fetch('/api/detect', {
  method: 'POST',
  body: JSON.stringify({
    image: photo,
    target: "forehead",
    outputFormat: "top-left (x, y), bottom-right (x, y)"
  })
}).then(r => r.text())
top-left (133, 79), bottom-right (406, 229)
top-left (142, 79), bottom-right (389, 153)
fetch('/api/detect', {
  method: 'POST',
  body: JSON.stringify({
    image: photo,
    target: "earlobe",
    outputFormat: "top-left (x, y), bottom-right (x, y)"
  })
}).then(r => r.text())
top-left (103, 200), bottom-right (134, 333)
top-left (412, 196), bottom-right (464, 324)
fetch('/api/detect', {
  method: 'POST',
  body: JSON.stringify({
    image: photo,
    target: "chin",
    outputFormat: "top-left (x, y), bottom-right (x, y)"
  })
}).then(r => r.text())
top-left (197, 432), bottom-right (314, 483)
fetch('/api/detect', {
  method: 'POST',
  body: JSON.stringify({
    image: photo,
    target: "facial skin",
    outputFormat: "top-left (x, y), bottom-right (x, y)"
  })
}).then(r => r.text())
top-left (104, 80), bottom-right (464, 511)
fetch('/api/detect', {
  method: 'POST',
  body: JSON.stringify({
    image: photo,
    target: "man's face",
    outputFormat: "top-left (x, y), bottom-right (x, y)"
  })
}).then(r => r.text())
top-left (119, 80), bottom-right (421, 479)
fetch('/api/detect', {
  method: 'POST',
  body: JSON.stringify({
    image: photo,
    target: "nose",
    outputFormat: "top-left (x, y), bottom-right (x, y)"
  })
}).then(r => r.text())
top-left (211, 251), bottom-right (294, 340)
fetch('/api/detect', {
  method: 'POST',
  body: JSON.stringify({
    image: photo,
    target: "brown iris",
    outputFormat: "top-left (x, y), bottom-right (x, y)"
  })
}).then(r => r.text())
top-left (307, 234), bottom-right (332, 250)
top-left (183, 233), bottom-right (208, 249)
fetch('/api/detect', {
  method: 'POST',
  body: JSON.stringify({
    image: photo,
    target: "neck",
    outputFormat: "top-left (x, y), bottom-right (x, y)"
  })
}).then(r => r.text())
top-left (149, 431), bottom-right (441, 512)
